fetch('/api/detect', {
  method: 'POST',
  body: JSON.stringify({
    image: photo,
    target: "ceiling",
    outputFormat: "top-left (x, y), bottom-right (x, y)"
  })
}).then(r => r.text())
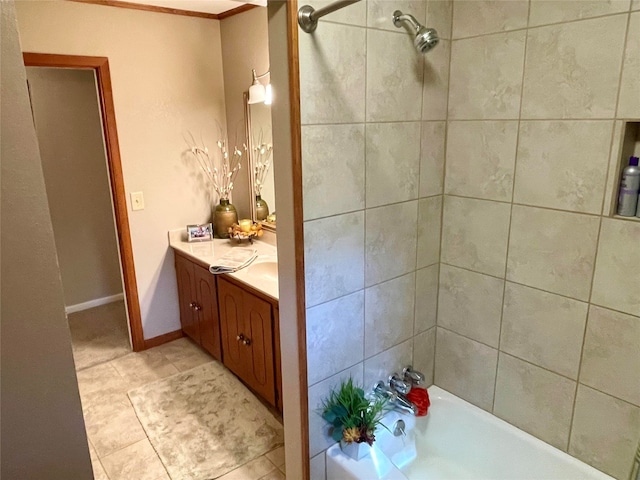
top-left (115, 0), bottom-right (267, 15)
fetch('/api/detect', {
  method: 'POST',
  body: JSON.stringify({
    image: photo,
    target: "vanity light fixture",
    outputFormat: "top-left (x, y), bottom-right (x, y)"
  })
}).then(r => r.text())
top-left (248, 69), bottom-right (271, 105)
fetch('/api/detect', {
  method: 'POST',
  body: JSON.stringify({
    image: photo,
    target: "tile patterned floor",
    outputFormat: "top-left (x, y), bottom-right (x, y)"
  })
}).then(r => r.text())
top-left (70, 306), bottom-right (285, 480)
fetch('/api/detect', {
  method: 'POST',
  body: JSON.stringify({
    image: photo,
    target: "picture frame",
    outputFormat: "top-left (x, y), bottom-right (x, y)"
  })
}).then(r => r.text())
top-left (187, 223), bottom-right (213, 242)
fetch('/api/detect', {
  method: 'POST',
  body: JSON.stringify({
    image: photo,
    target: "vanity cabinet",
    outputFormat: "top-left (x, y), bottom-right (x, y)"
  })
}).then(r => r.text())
top-left (175, 253), bottom-right (222, 361)
top-left (218, 277), bottom-right (276, 406)
top-left (174, 251), bottom-right (281, 410)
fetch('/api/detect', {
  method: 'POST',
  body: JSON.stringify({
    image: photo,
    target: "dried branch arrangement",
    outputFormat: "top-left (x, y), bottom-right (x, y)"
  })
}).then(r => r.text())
top-left (253, 130), bottom-right (273, 196)
top-left (186, 131), bottom-right (246, 201)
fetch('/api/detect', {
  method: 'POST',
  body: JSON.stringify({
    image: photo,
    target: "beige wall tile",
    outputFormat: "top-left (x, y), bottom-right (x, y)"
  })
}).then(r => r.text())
top-left (312, 0), bottom-right (366, 27)
top-left (634, 0), bottom-right (640, 10)
top-left (601, 121), bottom-right (625, 216)
top-left (452, 0), bottom-right (528, 38)
top-left (521, 15), bottom-right (627, 119)
top-left (415, 264), bottom-right (439, 333)
top-left (365, 273), bottom-right (416, 356)
top-left (591, 218), bottom-right (640, 316)
top-left (445, 121), bottom-right (518, 202)
top-left (422, 40), bottom-right (451, 120)
top-left (448, 31), bottom-right (526, 119)
top-left (101, 439), bottom-right (168, 480)
top-left (304, 212), bottom-right (364, 307)
top-left (368, 0), bottom-right (426, 31)
top-left (420, 122), bottom-right (446, 196)
top-left (506, 205), bottom-right (599, 301)
top-left (570, 385), bottom-right (640, 480)
top-left (580, 305), bottom-right (640, 407)
top-left (308, 363), bottom-right (364, 457)
top-left (435, 327), bottom-right (498, 411)
top-left (310, 452), bottom-right (326, 480)
top-left (529, 0), bottom-right (631, 27)
top-left (299, 23), bottom-right (365, 124)
top-left (494, 354), bottom-right (576, 450)
top-left (364, 339), bottom-right (413, 387)
top-left (438, 264), bottom-right (504, 347)
top-left (618, 12), bottom-right (640, 118)
top-left (302, 124), bottom-right (365, 221)
top-left (366, 29), bottom-right (424, 122)
top-left (513, 121), bottom-right (613, 214)
top-left (306, 292), bottom-right (365, 386)
top-left (501, 282), bottom-right (588, 379)
top-left (365, 201), bottom-right (418, 287)
top-left (426, 0), bottom-right (453, 40)
top-left (366, 122), bottom-right (421, 208)
top-left (413, 327), bottom-right (436, 385)
top-left (417, 195), bottom-right (442, 268)
top-left (441, 196), bottom-right (511, 277)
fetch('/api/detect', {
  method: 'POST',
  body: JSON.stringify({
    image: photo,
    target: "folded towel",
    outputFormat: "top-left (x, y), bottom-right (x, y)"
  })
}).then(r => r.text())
top-left (209, 248), bottom-right (258, 274)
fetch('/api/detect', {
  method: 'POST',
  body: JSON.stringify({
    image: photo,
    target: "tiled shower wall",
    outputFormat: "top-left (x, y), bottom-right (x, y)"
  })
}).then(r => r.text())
top-left (436, 1), bottom-right (640, 479)
top-left (297, 1), bottom-right (451, 477)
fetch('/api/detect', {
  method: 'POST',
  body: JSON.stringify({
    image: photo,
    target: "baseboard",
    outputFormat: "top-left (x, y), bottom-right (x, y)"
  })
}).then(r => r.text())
top-left (65, 293), bottom-right (124, 314)
top-left (143, 329), bottom-right (184, 350)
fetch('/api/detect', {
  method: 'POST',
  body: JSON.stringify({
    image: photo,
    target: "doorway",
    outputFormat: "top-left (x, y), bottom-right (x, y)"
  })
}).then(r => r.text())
top-left (23, 53), bottom-right (145, 353)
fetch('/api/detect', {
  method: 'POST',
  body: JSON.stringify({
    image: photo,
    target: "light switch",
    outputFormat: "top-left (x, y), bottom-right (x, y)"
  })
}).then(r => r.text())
top-left (131, 191), bottom-right (145, 211)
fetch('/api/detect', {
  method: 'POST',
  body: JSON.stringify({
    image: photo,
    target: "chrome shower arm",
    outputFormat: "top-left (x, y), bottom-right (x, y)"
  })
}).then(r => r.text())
top-left (393, 11), bottom-right (421, 33)
top-left (298, 0), bottom-right (361, 33)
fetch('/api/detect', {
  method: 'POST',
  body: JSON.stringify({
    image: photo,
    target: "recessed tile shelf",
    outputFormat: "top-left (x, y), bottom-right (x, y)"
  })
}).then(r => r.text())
top-left (606, 120), bottom-right (640, 220)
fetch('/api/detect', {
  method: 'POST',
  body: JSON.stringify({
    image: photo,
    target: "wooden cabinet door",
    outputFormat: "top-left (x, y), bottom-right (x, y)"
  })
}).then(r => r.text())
top-left (244, 293), bottom-right (275, 405)
top-left (175, 254), bottom-right (199, 343)
top-left (193, 265), bottom-right (221, 361)
top-left (218, 278), bottom-right (245, 378)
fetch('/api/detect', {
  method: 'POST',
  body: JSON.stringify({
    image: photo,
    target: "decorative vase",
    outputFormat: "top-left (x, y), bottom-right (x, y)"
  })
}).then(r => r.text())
top-left (339, 440), bottom-right (371, 461)
top-left (255, 195), bottom-right (269, 221)
top-left (213, 198), bottom-right (238, 239)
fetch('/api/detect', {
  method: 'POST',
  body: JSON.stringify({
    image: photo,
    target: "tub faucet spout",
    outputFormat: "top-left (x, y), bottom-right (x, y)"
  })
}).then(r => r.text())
top-left (373, 381), bottom-right (418, 415)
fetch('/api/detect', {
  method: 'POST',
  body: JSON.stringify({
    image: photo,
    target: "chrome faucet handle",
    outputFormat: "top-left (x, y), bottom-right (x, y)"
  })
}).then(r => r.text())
top-left (373, 381), bottom-right (398, 402)
top-left (389, 373), bottom-right (412, 395)
top-left (403, 366), bottom-right (425, 386)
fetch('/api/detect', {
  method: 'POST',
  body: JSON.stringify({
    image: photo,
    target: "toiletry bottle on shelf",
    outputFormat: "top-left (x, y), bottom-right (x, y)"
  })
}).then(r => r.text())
top-left (617, 156), bottom-right (640, 217)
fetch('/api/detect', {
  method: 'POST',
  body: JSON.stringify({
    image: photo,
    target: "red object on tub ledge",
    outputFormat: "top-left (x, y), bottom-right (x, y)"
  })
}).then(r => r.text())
top-left (406, 387), bottom-right (430, 416)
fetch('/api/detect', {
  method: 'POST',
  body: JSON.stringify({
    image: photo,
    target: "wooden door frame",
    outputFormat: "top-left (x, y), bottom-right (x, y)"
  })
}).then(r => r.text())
top-left (23, 52), bottom-right (145, 352)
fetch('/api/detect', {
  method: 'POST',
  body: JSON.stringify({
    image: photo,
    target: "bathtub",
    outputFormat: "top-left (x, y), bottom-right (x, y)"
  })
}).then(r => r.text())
top-left (326, 386), bottom-right (613, 480)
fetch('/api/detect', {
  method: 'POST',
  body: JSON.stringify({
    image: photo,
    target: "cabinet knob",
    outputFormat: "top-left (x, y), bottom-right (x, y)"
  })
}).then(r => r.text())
top-left (243, 338), bottom-right (251, 346)
top-left (194, 304), bottom-right (202, 311)
top-left (236, 334), bottom-right (244, 341)
top-left (189, 302), bottom-right (196, 309)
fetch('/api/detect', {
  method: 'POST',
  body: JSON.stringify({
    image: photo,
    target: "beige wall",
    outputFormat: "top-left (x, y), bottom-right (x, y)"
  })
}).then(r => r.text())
top-left (1, 1), bottom-right (92, 477)
top-left (220, 6), bottom-right (271, 219)
top-left (15, 0), bottom-right (227, 339)
top-left (27, 67), bottom-right (123, 307)
top-left (436, 2), bottom-right (640, 479)
top-left (296, 1), bottom-right (450, 477)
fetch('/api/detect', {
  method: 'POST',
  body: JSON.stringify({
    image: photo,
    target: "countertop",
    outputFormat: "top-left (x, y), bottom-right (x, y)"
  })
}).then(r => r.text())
top-left (168, 229), bottom-right (279, 302)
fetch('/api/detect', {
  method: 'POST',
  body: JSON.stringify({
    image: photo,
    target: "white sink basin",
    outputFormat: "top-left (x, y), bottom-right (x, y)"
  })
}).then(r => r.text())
top-left (248, 258), bottom-right (278, 281)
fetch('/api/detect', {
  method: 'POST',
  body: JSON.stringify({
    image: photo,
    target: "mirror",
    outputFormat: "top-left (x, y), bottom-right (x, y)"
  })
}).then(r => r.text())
top-left (245, 93), bottom-right (276, 229)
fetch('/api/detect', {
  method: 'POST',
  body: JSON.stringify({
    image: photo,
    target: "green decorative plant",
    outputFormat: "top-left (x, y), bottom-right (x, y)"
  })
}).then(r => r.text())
top-left (321, 377), bottom-right (389, 446)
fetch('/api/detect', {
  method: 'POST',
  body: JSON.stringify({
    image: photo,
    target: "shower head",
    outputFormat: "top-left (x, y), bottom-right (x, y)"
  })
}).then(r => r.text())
top-left (393, 10), bottom-right (439, 53)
